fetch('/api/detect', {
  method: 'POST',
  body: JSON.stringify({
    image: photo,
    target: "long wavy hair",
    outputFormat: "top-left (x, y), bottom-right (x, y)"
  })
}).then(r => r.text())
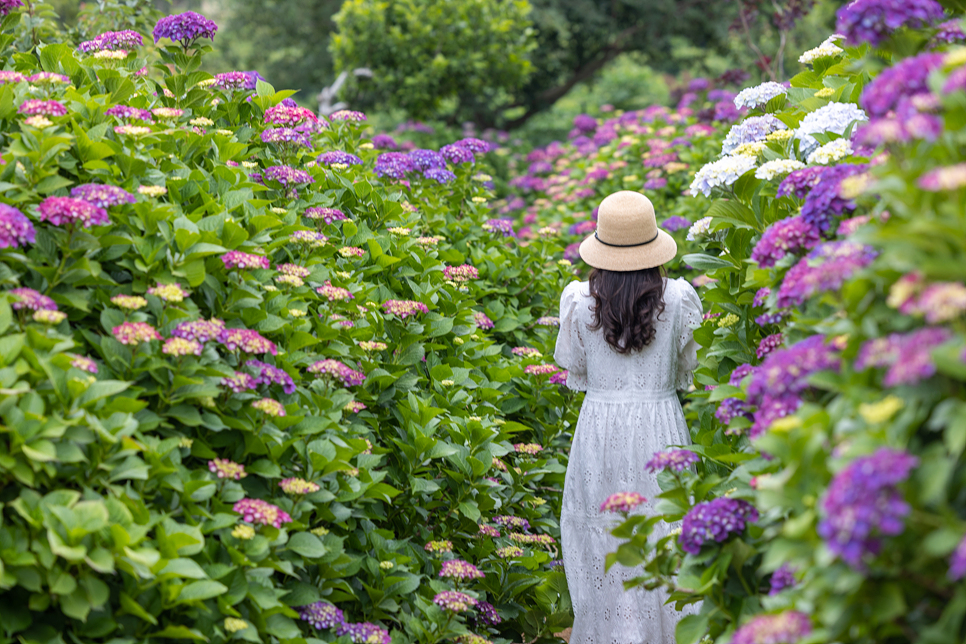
top-left (587, 266), bottom-right (667, 354)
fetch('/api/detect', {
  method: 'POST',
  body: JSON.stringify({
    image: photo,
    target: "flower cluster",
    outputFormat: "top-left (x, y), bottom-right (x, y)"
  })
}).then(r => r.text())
top-left (112, 322), bottom-right (161, 345)
top-left (807, 138), bottom-right (853, 165)
top-left (755, 159), bottom-right (805, 181)
top-left (474, 311), bottom-right (495, 329)
top-left (70, 184), bottom-right (136, 208)
top-left (918, 163), bottom-right (966, 192)
top-left (690, 155), bottom-right (757, 197)
top-left (221, 372), bottom-right (257, 393)
top-left (493, 515), bottom-right (530, 530)
top-left (776, 241), bottom-right (877, 308)
top-left (246, 359), bottom-right (296, 394)
top-left (442, 264), bottom-right (479, 282)
top-left (439, 559), bottom-right (484, 580)
top-left (308, 359), bottom-right (366, 387)
top-left (261, 127), bottom-right (311, 148)
top-left (599, 491), bottom-right (646, 513)
top-left (523, 363), bottom-right (558, 376)
top-left (496, 546), bottom-right (524, 558)
top-left (264, 104), bottom-right (316, 126)
top-left (795, 102), bottom-right (867, 149)
top-left (837, 0), bottom-right (944, 46)
top-left (70, 355), bottom-right (98, 373)
top-left (483, 218), bottom-right (515, 236)
top-left (645, 450), bottom-right (700, 473)
top-left (818, 448), bottom-right (918, 567)
top-left (279, 478), bottom-right (320, 495)
top-left (374, 152), bottom-right (416, 179)
top-left (433, 591), bottom-right (478, 612)
top-left (383, 299), bottom-right (428, 319)
top-left (221, 250), bottom-right (270, 271)
top-left (679, 498), bottom-right (759, 555)
top-left (424, 540), bottom-right (453, 554)
top-left (0, 204), bottom-right (35, 249)
top-left (335, 622), bottom-right (391, 644)
top-left (252, 398), bottom-right (286, 417)
top-left (18, 100), bottom-right (67, 117)
top-left (509, 533), bottom-right (556, 545)
top-left (162, 337), bottom-right (203, 356)
top-left (147, 282), bottom-right (187, 303)
top-left (304, 207), bottom-right (347, 224)
top-left (776, 166), bottom-right (826, 199)
top-left (799, 34), bottom-right (844, 65)
top-left (209, 458), bottom-right (246, 480)
top-left (330, 110), bottom-right (366, 122)
top-left (298, 602), bottom-right (344, 631)
top-left (856, 326), bottom-right (951, 386)
top-left (317, 281), bottom-right (353, 301)
top-left (756, 333), bottom-right (783, 359)
top-left (218, 328), bottom-right (277, 354)
top-left (731, 611), bottom-right (812, 644)
top-left (750, 215), bottom-right (821, 268)
top-left (263, 165), bottom-right (314, 187)
top-left (317, 151), bottom-right (362, 166)
top-left (721, 115), bottom-right (786, 154)
top-left (734, 81), bottom-right (787, 109)
top-left (769, 564), bottom-right (797, 595)
top-left (38, 196), bottom-right (109, 228)
top-left (514, 443), bottom-right (542, 454)
top-left (173, 318), bottom-right (225, 343)
top-left (153, 11), bottom-right (218, 46)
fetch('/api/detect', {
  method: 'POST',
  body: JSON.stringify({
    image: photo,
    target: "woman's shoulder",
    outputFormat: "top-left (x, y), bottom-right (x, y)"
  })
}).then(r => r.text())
top-left (562, 280), bottom-right (591, 299)
top-left (665, 276), bottom-right (701, 305)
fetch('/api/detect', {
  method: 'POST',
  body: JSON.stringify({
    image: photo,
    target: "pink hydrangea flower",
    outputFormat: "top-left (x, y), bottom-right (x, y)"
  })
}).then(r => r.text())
top-left (113, 322), bottom-right (161, 345)
top-left (209, 458), bottom-right (247, 480)
top-left (600, 491), bottom-right (647, 513)
top-left (232, 497), bottom-right (292, 528)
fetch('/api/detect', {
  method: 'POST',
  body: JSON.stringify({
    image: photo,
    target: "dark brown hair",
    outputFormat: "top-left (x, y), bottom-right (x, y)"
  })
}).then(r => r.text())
top-left (588, 267), bottom-right (666, 354)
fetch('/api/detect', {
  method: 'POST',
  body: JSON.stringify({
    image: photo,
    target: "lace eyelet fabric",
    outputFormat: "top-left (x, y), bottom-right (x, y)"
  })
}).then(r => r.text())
top-left (553, 278), bottom-right (702, 644)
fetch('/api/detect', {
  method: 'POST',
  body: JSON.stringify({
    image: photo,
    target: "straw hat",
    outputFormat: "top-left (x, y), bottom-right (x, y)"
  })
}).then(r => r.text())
top-left (578, 191), bottom-right (678, 272)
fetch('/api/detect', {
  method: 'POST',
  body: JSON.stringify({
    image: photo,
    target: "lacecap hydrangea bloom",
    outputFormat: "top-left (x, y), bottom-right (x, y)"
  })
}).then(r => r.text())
top-left (383, 299), bottom-right (428, 319)
top-left (769, 563), bottom-right (797, 595)
top-left (279, 478), bottom-right (320, 495)
top-left (162, 337), bottom-right (203, 356)
top-left (493, 515), bottom-right (530, 530)
top-left (209, 458), bottom-right (246, 480)
top-left (818, 448), bottom-right (918, 568)
top-left (424, 540), bottom-right (453, 553)
top-left (475, 311), bottom-right (495, 329)
top-left (147, 282), bottom-right (187, 303)
top-left (680, 498), bottom-right (759, 555)
top-left (317, 151), bottom-right (362, 166)
top-left (807, 138), bottom-right (853, 164)
top-left (233, 497), bottom-right (291, 528)
top-left (755, 159), bottom-right (805, 181)
top-left (263, 165), bottom-right (314, 187)
top-left (799, 34), bottom-right (844, 65)
top-left (776, 241), bottom-right (877, 308)
top-left (298, 602), bottom-right (344, 630)
top-left (221, 250), bottom-right (270, 270)
top-left (434, 591), bottom-right (478, 612)
top-left (218, 328), bottom-right (277, 354)
top-left (443, 264), bottom-right (479, 282)
top-left (307, 359), bottom-right (366, 387)
top-left (173, 318), bottom-right (225, 343)
top-left (70, 355), bottom-right (98, 374)
top-left (856, 326), bottom-right (952, 386)
top-left (246, 359), bottom-right (296, 394)
top-left (305, 207), bottom-right (347, 224)
top-left (18, 99), bottom-right (67, 117)
top-left (751, 215), bottom-right (821, 268)
top-left (113, 322), bottom-right (161, 345)
top-left (70, 184), bottom-right (136, 208)
top-left (440, 559), bottom-right (484, 580)
top-left (335, 622), bottom-right (390, 644)
top-left (10, 288), bottom-right (56, 311)
top-left (777, 166), bottom-right (826, 199)
top-left (721, 115), bottom-right (786, 154)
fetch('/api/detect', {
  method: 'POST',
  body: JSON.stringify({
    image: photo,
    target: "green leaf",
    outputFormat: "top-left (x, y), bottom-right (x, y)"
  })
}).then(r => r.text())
top-left (675, 613), bottom-right (709, 644)
top-left (150, 626), bottom-right (208, 641)
top-left (286, 533), bottom-right (328, 558)
top-left (680, 253), bottom-right (734, 271)
top-left (175, 580), bottom-right (228, 604)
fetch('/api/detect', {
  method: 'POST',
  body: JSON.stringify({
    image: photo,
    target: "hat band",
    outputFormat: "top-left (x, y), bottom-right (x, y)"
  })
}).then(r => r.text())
top-left (594, 230), bottom-right (659, 248)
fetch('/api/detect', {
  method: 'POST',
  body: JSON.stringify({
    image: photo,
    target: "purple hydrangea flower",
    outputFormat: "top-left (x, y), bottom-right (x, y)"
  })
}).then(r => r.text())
top-left (800, 164), bottom-right (869, 234)
top-left (645, 450), bottom-right (699, 473)
top-left (371, 133), bottom-right (397, 149)
top-left (317, 151), bottom-right (362, 166)
top-left (374, 152), bottom-right (416, 179)
top-left (18, 99), bottom-right (67, 117)
top-left (747, 335), bottom-right (840, 405)
top-left (949, 535), bottom-right (966, 581)
top-left (261, 128), bottom-right (311, 148)
top-left (232, 497), bottom-right (291, 528)
top-left (753, 288), bottom-right (771, 308)
top-left (262, 165), bottom-right (314, 187)
top-left (0, 0), bottom-right (23, 16)
top-left (78, 30), bottom-right (143, 53)
top-left (329, 110), bottom-right (366, 122)
top-left (408, 149), bottom-right (446, 171)
top-left (860, 53), bottom-right (945, 118)
top-left (304, 207), bottom-right (347, 224)
top-left (769, 563), bottom-right (797, 595)
top-left (715, 397), bottom-right (753, 425)
top-left (440, 144), bottom-right (475, 164)
top-left (38, 196), bottom-right (109, 228)
top-left (776, 241), bottom-right (877, 308)
top-left (106, 105), bottom-right (154, 122)
top-left (454, 137), bottom-right (491, 155)
top-left (424, 167), bottom-right (456, 184)
top-left (483, 218), bottom-right (515, 236)
top-left (661, 216), bottom-right (690, 232)
top-left (0, 204), bottom-right (35, 249)
top-left (680, 498), bottom-right (759, 554)
top-left (213, 71), bottom-right (249, 89)
top-left (751, 215), bottom-right (821, 268)
top-left (246, 359), bottom-right (296, 394)
top-left (777, 166), bottom-right (826, 199)
top-left (334, 622), bottom-right (390, 644)
top-left (9, 287), bottom-right (56, 311)
top-left (756, 333), bottom-right (783, 359)
top-left (472, 601), bottom-right (502, 627)
top-left (298, 602), bottom-right (344, 630)
top-left (856, 327), bottom-right (952, 386)
top-left (152, 11), bottom-right (218, 46)
top-left (933, 19), bottom-right (966, 45)
top-left (70, 184), bottom-right (136, 209)
top-left (818, 448), bottom-right (918, 567)
top-left (837, 0), bottom-right (944, 47)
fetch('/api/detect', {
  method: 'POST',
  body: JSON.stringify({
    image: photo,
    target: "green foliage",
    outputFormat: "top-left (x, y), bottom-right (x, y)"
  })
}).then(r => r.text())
top-left (330, 0), bottom-right (536, 125)
top-left (0, 8), bottom-right (577, 644)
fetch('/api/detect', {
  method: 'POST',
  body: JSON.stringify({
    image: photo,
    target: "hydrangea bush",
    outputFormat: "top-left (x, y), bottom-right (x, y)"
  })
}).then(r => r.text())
top-left (604, 3), bottom-right (966, 643)
top-left (0, 7), bottom-right (576, 644)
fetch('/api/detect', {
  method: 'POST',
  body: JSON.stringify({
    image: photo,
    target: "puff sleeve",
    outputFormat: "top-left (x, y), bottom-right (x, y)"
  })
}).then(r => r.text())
top-left (675, 278), bottom-right (703, 391)
top-left (553, 281), bottom-right (588, 391)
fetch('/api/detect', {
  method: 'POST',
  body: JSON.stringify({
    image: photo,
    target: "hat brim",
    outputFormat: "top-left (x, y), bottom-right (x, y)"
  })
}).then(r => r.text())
top-left (578, 229), bottom-right (678, 272)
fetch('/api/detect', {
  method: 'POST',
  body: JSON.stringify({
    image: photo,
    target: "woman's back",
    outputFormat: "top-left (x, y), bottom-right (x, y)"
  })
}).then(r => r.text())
top-left (556, 276), bottom-right (702, 396)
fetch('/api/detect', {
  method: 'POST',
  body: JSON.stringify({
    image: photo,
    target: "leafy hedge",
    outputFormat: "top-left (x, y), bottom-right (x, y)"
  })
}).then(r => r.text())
top-left (604, 6), bottom-right (966, 644)
top-left (0, 7), bottom-right (582, 644)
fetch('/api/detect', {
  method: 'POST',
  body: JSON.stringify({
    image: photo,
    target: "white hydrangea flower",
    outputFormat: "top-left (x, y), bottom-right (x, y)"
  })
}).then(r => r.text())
top-left (799, 34), bottom-right (845, 65)
top-left (686, 216), bottom-right (713, 241)
top-left (806, 138), bottom-right (854, 164)
top-left (755, 159), bottom-right (806, 181)
top-left (734, 81), bottom-right (788, 109)
top-left (689, 155), bottom-right (758, 198)
top-left (796, 102), bottom-right (867, 148)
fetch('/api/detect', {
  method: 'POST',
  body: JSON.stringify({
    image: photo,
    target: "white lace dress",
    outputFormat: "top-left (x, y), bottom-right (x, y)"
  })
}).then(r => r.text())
top-left (553, 278), bottom-right (702, 644)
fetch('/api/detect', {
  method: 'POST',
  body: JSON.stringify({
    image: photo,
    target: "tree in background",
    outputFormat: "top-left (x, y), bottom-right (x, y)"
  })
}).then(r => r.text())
top-left (330, 0), bottom-right (536, 127)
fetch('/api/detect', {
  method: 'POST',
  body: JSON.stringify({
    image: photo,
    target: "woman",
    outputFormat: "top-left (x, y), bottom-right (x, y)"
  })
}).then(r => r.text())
top-left (554, 190), bottom-right (702, 644)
